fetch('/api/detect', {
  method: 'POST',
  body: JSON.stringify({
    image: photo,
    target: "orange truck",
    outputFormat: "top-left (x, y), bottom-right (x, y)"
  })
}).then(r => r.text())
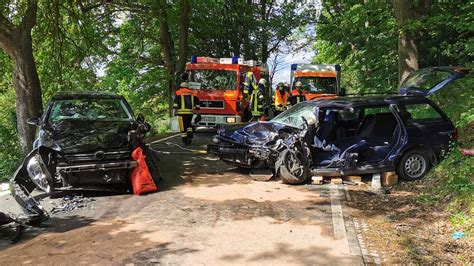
top-left (178, 56), bottom-right (269, 127)
top-left (290, 64), bottom-right (344, 100)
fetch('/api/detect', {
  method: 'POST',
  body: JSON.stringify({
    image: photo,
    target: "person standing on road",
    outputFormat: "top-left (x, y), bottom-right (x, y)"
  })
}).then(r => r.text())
top-left (174, 79), bottom-right (201, 146)
top-left (273, 82), bottom-right (289, 116)
top-left (242, 71), bottom-right (257, 101)
top-left (250, 78), bottom-right (267, 121)
top-left (289, 81), bottom-right (306, 106)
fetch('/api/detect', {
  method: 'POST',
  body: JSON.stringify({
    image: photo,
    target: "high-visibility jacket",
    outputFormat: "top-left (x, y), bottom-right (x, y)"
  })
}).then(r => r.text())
top-left (274, 89), bottom-right (289, 111)
top-left (250, 88), bottom-right (265, 116)
top-left (173, 88), bottom-right (200, 115)
top-left (289, 89), bottom-right (305, 106)
top-left (242, 72), bottom-right (257, 99)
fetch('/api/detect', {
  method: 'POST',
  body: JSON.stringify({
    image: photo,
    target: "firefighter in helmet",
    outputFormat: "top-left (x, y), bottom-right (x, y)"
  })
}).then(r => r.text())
top-left (289, 81), bottom-right (306, 106)
top-left (242, 71), bottom-right (257, 101)
top-left (273, 81), bottom-right (289, 116)
top-left (250, 78), bottom-right (267, 121)
top-left (174, 75), bottom-right (200, 146)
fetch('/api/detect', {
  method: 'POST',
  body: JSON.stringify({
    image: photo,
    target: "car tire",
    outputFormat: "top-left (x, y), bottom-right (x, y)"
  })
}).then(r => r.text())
top-left (397, 148), bottom-right (431, 181)
top-left (277, 149), bottom-right (309, 185)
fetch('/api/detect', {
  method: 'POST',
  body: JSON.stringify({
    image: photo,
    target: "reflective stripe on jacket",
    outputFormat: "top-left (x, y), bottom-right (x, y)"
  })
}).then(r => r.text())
top-left (174, 93), bottom-right (200, 115)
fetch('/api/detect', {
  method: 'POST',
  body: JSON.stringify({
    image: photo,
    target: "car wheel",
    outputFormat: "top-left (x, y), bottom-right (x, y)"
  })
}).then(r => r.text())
top-left (397, 148), bottom-right (431, 181)
top-left (277, 149), bottom-right (309, 185)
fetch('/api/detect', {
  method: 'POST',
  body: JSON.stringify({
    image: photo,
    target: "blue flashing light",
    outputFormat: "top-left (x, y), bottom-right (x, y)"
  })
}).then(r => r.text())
top-left (191, 55), bottom-right (197, 63)
top-left (291, 64), bottom-right (297, 71)
top-left (335, 64), bottom-right (341, 72)
top-left (232, 56), bottom-right (239, 64)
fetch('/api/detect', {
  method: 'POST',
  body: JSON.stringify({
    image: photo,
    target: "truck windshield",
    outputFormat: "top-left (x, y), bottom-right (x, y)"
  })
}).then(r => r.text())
top-left (188, 70), bottom-right (237, 90)
top-left (48, 99), bottom-right (133, 122)
top-left (294, 77), bottom-right (336, 94)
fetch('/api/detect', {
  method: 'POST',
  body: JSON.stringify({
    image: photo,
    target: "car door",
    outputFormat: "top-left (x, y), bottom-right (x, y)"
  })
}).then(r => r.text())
top-left (394, 101), bottom-right (455, 157)
top-left (399, 66), bottom-right (469, 96)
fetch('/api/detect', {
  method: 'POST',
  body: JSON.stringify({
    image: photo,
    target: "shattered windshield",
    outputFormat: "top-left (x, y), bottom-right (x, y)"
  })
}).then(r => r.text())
top-left (400, 68), bottom-right (452, 91)
top-left (188, 70), bottom-right (237, 90)
top-left (294, 76), bottom-right (336, 94)
top-left (271, 102), bottom-right (317, 129)
top-left (48, 99), bottom-right (133, 122)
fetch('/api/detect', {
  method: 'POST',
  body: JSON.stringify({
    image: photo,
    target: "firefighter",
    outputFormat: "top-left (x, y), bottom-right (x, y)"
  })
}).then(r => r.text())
top-left (242, 71), bottom-right (257, 100)
top-left (289, 81), bottom-right (306, 106)
top-left (250, 78), bottom-right (267, 121)
top-left (273, 82), bottom-right (289, 116)
top-left (173, 83), bottom-right (200, 146)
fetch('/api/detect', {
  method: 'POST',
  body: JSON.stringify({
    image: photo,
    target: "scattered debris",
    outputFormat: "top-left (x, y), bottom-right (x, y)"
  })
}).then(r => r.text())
top-left (452, 231), bottom-right (465, 239)
top-left (0, 212), bottom-right (26, 243)
top-left (50, 195), bottom-right (95, 215)
top-left (331, 177), bottom-right (343, 184)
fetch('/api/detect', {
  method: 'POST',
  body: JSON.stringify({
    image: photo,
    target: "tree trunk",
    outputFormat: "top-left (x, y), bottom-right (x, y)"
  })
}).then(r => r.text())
top-left (11, 32), bottom-right (43, 153)
top-left (392, 0), bottom-right (431, 84)
top-left (156, 1), bottom-right (175, 116)
top-left (176, 0), bottom-right (190, 76)
top-left (0, 0), bottom-right (42, 154)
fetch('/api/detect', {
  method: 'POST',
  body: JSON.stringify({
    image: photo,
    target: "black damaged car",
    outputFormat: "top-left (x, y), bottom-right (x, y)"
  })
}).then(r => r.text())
top-left (10, 92), bottom-right (159, 221)
top-left (208, 67), bottom-right (468, 184)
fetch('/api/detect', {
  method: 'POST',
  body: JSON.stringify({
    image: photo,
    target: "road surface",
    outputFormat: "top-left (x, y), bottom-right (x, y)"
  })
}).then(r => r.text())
top-left (0, 132), bottom-right (363, 265)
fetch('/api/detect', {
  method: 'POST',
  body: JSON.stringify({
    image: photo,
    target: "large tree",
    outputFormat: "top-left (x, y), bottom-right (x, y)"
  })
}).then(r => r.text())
top-left (392, 0), bottom-right (431, 84)
top-left (0, 0), bottom-right (42, 154)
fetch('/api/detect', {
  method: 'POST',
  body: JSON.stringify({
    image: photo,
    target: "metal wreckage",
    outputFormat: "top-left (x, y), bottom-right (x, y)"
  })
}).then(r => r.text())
top-left (3, 92), bottom-right (160, 230)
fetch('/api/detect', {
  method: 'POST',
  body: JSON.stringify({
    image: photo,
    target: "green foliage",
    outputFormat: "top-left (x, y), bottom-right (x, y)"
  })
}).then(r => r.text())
top-left (314, 1), bottom-right (399, 93)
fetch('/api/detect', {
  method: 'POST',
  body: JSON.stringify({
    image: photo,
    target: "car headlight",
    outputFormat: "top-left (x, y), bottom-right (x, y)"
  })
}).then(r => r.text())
top-left (212, 137), bottom-right (220, 143)
top-left (226, 117), bottom-right (236, 123)
top-left (26, 156), bottom-right (51, 193)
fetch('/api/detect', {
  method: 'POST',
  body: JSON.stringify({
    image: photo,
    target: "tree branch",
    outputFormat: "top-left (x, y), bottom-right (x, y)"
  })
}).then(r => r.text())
top-left (19, 0), bottom-right (37, 31)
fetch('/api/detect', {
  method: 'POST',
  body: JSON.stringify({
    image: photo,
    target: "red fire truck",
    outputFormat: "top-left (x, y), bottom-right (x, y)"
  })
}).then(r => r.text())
top-left (178, 56), bottom-right (269, 127)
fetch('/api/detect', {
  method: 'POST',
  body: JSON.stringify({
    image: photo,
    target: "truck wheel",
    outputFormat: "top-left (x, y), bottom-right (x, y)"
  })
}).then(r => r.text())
top-left (277, 149), bottom-right (309, 185)
top-left (397, 148), bottom-right (431, 181)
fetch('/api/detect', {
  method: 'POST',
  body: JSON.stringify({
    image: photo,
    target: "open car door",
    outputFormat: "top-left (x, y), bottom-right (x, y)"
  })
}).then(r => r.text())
top-left (399, 67), bottom-right (469, 96)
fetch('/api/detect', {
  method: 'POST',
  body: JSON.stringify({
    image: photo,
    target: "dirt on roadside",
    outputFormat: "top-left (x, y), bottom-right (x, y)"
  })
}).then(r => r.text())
top-left (344, 180), bottom-right (473, 264)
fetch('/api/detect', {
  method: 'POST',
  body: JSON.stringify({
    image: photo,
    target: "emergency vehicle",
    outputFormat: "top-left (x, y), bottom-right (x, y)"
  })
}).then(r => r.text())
top-left (180, 56), bottom-right (269, 127)
top-left (289, 64), bottom-right (343, 100)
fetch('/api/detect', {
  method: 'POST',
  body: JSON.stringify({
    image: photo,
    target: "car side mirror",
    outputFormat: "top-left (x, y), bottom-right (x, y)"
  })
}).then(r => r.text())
top-left (340, 87), bottom-right (346, 96)
top-left (27, 117), bottom-right (40, 126)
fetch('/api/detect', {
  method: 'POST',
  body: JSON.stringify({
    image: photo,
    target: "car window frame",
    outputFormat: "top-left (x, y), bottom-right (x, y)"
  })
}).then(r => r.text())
top-left (394, 101), bottom-right (449, 127)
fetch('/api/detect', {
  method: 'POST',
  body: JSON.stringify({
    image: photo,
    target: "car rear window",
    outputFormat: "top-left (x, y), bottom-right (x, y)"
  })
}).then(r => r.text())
top-left (396, 103), bottom-right (446, 126)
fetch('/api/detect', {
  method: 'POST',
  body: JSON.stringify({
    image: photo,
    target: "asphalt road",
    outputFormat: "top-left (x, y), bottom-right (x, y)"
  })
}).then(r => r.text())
top-left (0, 131), bottom-right (362, 265)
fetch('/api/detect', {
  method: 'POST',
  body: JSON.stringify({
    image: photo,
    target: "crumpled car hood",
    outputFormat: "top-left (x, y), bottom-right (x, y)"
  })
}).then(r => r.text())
top-left (217, 122), bottom-right (287, 145)
top-left (40, 120), bottom-right (133, 153)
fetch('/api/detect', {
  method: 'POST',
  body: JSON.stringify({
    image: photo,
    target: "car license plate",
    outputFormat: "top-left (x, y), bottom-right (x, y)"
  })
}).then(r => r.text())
top-left (201, 116), bottom-right (216, 122)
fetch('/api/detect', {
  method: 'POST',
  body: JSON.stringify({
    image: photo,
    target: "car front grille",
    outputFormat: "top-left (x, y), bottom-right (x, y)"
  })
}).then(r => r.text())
top-left (64, 150), bottom-right (131, 163)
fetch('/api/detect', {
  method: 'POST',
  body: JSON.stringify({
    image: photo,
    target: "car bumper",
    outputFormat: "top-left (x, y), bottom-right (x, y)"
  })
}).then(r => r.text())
top-left (197, 115), bottom-right (242, 127)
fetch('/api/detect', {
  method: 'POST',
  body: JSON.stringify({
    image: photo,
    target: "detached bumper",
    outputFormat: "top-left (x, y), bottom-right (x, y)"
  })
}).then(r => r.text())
top-left (57, 160), bottom-right (137, 173)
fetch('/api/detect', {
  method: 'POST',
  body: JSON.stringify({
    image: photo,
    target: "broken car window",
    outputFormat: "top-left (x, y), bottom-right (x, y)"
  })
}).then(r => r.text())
top-left (271, 102), bottom-right (317, 128)
top-left (48, 99), bottom-right (132, 122)
top-left (400, 68), bottom-right (452, 91)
